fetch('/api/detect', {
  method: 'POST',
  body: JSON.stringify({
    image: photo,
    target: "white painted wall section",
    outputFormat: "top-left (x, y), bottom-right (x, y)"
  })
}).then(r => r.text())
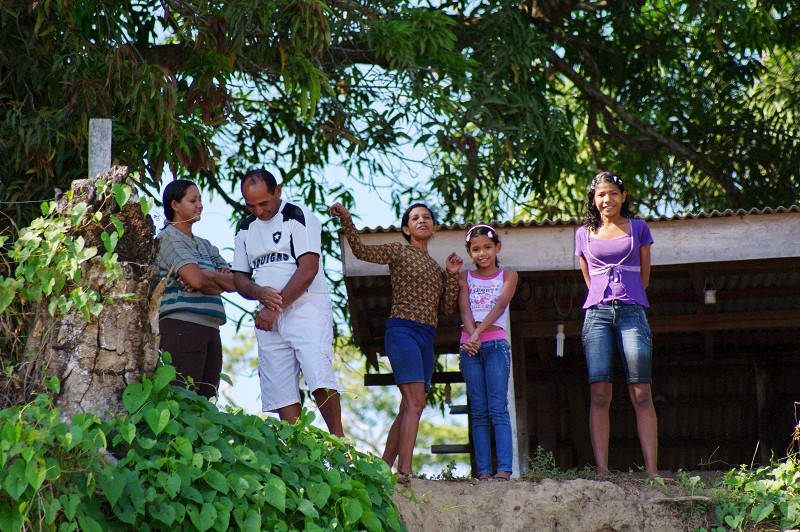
top-left (340, 212), bottom-right (800, 276)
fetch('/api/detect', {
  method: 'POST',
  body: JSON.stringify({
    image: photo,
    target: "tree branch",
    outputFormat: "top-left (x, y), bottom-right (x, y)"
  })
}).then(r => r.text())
top-left (326, 0), bottom-right (383, 19)
top-left (547, 51), bottom-right (743, 204)
top-left (139, 43), bottom-right (194, 73)
top-left (325, 41), bottom-right (387, 69)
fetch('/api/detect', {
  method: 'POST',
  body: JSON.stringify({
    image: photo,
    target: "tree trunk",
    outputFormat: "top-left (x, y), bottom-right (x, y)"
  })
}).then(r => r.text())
top-left (23, 166), bottom-right (160, 419)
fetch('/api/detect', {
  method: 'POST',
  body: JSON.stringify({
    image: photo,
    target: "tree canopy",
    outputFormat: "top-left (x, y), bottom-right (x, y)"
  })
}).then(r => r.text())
top-left (1, 0), bottom-right (798, 231)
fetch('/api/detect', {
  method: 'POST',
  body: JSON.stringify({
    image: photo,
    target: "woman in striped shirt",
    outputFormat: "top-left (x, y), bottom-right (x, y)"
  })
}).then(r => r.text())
top-left (157, 180), bottom-right (235, 399)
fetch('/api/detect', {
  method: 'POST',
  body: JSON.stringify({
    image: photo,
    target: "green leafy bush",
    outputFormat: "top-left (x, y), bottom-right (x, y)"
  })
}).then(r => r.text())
top-left (709, 455), bottom-right (800, 531)
top-left (0, 365), bottom-right (405, 531)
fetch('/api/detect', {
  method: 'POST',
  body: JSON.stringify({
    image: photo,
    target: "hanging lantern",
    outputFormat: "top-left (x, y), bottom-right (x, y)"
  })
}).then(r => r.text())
top-left (704, 275), bottom-right (717, 305)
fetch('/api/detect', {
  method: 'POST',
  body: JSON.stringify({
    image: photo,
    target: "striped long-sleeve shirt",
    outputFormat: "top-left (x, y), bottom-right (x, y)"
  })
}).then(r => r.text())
top-left (156, 225), bottom-right (228, 328)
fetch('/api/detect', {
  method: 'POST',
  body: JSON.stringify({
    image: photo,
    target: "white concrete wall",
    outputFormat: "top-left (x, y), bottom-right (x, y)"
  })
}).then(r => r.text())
top-left (340, 211), bottom-right (800, 275)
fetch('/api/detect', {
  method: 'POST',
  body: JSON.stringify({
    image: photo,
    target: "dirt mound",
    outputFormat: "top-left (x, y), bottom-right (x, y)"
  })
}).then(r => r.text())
top-left (393, 477), bottom-right (706, 531)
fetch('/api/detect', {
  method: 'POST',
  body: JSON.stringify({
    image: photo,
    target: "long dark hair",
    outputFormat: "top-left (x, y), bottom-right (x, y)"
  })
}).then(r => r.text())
top-left (582, 171), bottom-right (633, 232)
top-left (400, 203), bottom-right (437, 242)
top-left (465, 224), bottom-right (500, 267)
top-left (162, 179), bottom-right (197, 222)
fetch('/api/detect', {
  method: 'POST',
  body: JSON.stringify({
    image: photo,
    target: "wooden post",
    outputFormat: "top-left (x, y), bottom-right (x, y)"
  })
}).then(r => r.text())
top-left (89, 118), bottom-right (112, 179)
top-left (755, 362), bottom-right (777, 464)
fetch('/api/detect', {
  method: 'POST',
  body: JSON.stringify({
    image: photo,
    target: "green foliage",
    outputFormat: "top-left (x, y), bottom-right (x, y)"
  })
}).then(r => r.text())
top-left (0, 394), bottom-right (112, 531)
top-left (0, 365), bottom-right (406, 531)
top-left (669, 470), bottom-right (713, 524)
top-left (710, 455), bottom-right (800, 531)
top-left (428, 460), bottom-right (461, 481)
top-left (522, 445), bottom-right (599, 482)
top-left (0, 182), bottom-right (134, 320)
top-left (3, 0), bottom-right (798, 246)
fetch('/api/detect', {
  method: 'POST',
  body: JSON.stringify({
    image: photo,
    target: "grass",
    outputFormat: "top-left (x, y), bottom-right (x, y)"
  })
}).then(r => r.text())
top-left (521, 446), bottom-right (601, 481)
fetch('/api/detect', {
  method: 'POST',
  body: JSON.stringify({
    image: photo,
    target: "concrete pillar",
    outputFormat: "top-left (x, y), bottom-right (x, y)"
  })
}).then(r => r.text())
top-left (89, 118), bottom-right (112, 179)
top-left (506, 317), bottom-right (521, 478)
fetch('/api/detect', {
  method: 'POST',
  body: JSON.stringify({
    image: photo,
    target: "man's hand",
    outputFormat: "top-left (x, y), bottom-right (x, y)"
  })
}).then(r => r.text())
top-left (258, 286), bottom-right (282, 311)
top-left (255, 307), bottom-right (279, 331)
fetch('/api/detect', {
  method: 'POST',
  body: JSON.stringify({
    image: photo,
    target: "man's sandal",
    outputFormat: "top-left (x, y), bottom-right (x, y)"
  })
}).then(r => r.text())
top-left (477, 473), bottom-right (493, 481)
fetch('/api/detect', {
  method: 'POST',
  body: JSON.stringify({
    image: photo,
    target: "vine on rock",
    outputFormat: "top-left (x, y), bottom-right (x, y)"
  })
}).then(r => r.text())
top-left (0, 167), bottom-right (157, 409)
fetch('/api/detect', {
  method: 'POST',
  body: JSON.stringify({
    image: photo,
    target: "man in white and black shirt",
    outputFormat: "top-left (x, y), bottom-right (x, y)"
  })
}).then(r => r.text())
top-left (232, 169), bottom-right (343, 437)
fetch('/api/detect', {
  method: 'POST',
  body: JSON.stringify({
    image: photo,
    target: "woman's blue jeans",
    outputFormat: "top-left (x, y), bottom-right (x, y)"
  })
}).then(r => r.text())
top-left (459, 339), bottom-right (513, 475)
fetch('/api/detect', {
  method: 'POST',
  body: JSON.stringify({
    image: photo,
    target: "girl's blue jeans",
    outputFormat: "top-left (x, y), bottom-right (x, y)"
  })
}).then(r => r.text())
top-left (459, 339), bottom-right (513, 475)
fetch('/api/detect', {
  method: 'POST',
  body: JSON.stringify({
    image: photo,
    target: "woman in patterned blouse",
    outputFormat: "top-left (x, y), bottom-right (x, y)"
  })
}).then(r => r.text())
top-left (330, 202), bottom-right (463, 481)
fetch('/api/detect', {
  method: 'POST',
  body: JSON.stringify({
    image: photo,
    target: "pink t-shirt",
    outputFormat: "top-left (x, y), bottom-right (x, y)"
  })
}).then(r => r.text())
top-left (460, 270), bottom-right (510, 343)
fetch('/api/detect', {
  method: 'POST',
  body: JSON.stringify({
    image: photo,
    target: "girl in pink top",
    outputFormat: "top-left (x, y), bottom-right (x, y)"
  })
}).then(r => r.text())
top-left (459, 225), bottom-right (519, 481)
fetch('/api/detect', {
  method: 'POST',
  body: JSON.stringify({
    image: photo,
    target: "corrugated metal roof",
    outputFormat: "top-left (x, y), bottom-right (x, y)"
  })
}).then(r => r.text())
top-left (343, 203), bottom-right (800, 472)
top-left (356, 204), bottom-right (800, 233)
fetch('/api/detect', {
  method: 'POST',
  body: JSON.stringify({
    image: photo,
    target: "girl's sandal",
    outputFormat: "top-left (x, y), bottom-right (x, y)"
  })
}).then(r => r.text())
top-left (492, 471), bottom-right (511, 482)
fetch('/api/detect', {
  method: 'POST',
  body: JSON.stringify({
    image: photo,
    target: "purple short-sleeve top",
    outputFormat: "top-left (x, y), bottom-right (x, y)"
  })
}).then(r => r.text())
top-left (574, 218), bottom-right (654, 309)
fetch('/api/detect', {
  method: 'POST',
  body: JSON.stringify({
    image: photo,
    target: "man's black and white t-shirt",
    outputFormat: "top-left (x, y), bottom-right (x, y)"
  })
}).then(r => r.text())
top-left (233, 199), bottom-right (329, 294)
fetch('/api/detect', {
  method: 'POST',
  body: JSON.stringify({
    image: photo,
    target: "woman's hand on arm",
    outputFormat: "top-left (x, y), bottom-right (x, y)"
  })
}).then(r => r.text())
top-left (177, 264), bottom-right (228, 295)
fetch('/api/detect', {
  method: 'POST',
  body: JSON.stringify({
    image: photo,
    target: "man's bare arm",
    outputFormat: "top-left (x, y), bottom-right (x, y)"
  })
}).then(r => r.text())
top-left (277, 253), bottom-right (319, 308)
top-left (233, 271), bottom-right (282, 310)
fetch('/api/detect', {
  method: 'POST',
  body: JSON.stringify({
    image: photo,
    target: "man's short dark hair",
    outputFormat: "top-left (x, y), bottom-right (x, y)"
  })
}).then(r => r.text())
top-left (242, 169), bottom-right (279, 193)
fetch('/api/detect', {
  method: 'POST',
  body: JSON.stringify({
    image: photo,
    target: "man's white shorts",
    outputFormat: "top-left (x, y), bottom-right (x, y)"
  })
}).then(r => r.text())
top-left (255, 292), bottom-right (338, 412)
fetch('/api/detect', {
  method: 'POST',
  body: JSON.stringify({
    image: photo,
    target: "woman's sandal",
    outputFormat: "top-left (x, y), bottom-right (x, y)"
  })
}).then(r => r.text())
top-left (396, 472), bottom-right (413, 485)
top-left (492, 471), bottom-right (511, 482)
top-left (477, 473), bottom-right (493, 481)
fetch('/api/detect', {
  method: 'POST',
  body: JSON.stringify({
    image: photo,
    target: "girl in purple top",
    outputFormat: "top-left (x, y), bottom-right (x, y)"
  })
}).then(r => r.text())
top-left (574, 171), bottom-right (659, 479)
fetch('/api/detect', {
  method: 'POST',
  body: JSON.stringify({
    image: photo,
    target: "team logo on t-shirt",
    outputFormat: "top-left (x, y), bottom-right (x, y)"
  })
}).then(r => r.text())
top-left (272, 231), bottom-right (281, 244)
